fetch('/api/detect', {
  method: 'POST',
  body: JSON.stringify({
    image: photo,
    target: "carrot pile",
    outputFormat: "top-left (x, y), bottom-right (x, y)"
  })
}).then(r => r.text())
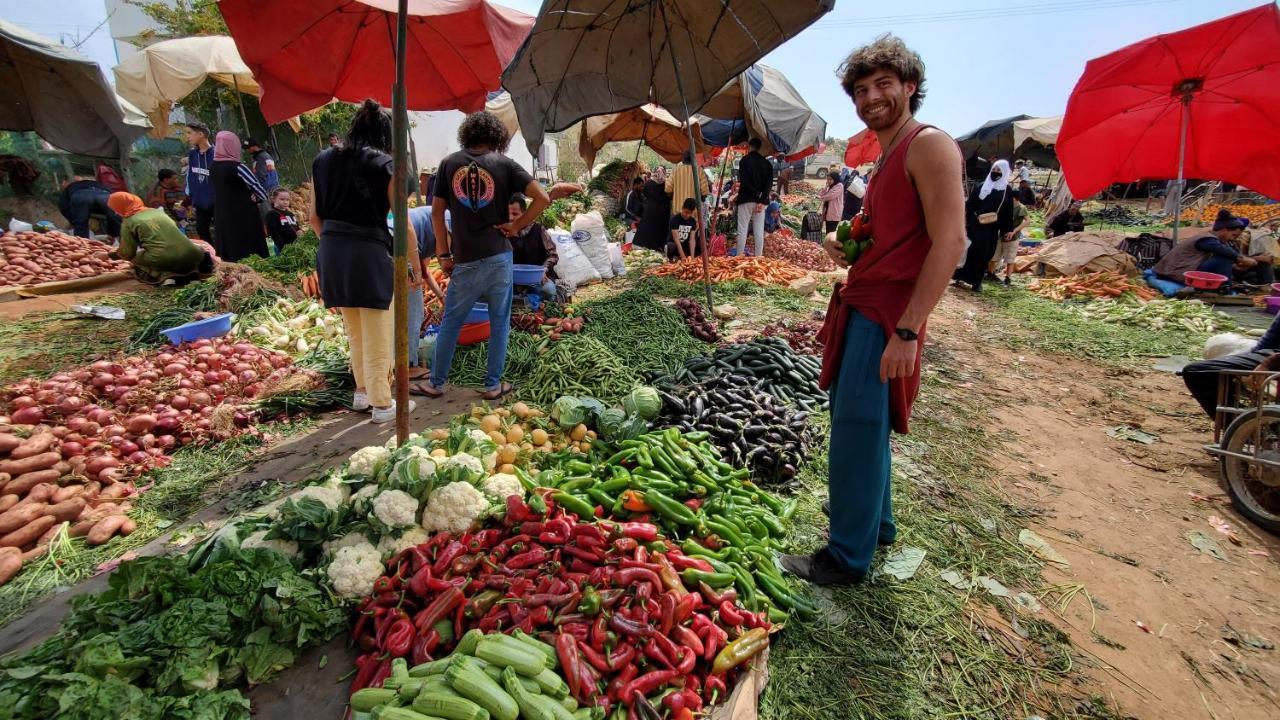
top-left (1180, 204), bottom-right (1280, 225)
top-left (649, 256), bottom-right (809, 286)
top-left (1029, 271), bottom-right (1159, 301)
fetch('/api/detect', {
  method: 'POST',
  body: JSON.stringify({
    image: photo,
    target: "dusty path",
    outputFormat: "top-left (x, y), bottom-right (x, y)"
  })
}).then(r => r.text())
top-left (930, 290), bottom-right (1280, 720)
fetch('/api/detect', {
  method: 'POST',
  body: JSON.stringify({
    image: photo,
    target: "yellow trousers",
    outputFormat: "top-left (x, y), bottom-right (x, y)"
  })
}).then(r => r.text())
top-left (340, 305), bottom-right (394, 408)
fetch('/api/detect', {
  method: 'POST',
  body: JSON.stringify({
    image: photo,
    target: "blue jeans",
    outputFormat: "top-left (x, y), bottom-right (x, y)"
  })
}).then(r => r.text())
top-left (408, 287), bottom-right (424, 367)
top-left (828, 311), bottom-right (895, 575)
top-left (69, 187), bottom-right (118, 238)
top-left (431, 252), bottom-right (513, 391)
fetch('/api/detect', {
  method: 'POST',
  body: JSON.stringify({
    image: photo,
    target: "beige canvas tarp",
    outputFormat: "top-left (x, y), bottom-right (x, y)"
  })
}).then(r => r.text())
top-left (579, 104), bottom-right (705, 167)
top-left (1016, 230), bottom-right (1138, 276)
top-left (1013, 115), bottom-right (1062, 149)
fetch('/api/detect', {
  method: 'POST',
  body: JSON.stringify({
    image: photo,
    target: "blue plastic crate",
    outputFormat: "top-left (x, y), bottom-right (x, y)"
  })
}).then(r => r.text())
top-left (160, 313), bottom-right (234, 344)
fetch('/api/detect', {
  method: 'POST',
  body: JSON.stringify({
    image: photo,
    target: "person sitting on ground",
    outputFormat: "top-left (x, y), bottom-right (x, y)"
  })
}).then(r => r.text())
top-left (106, 192), bottom-right (213, 285)
top-left (146, 169), bottom-right (188, 222)
top-left (764, 192), bottom-right (783, 233)
top-left (58, 176), bottom-right (119, 239)
top-left (1153, 209), bottom-right (1271, 290)
top-left (508, 192), bottom-right (560, 302)
top-left (264, 188), bottom-right (299, 255)
top-left (667, 198), bottom-right (701, 261)
top-left (1045, 200), bottom-right (1085, 237)
top-left (1182, 310), bottom-right (1280, 419)
top-left (1016, 179), bottom-right (1037, 207)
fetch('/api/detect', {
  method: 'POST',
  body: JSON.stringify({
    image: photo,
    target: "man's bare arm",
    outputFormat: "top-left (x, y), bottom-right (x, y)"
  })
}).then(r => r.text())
top-left (898, 129), bottom-right (966, 333)
top-left (431, 197), bottom-right (449, 258)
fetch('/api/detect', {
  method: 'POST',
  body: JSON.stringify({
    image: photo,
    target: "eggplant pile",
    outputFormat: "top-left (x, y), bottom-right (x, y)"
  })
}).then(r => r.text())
top-left (673, 298), bottom-right (721, 343)
top-left (661, 337), bottom-right (828, 411)
top-left (656, 374), bottom-right (817, 484)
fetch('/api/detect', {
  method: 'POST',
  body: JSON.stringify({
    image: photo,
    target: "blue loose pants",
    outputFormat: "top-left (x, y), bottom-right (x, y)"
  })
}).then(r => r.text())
top-left (827, 310), bottom-right (896, 575)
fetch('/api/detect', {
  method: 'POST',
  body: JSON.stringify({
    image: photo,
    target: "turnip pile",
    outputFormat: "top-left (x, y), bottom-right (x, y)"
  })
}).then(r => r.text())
top-left (0, 230), bottom-right (130, 287)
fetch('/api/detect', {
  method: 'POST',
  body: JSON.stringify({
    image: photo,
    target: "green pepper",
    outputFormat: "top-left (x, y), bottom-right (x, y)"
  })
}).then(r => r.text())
top-left (682, 568), bottom-right (736, 588)
top-left (603, 448), bottom-right (636, 465)
top-left (558, 476), bottom-right (596, 493)
top-left (585, 487), bottom-right (616, 509)
top-left (704, 519), bottom-right (746, 548)
top-left (599, 474), bottom-right (630, 494)
top-left (758, 512), bottom-right (787, 538)
top-left (514, 467), bottom-right (540, 493)
top-left (755, 572), bottom-right (797, 610)
top-left (564, 460), bottom-right (594, 475)
top-left (552, 491), bottom-right (596, 518)
top-left (644, 489), bottom-right (698, 526)
top-left (689, 470), bottom-right (719, 493)
top-left (781, 498), bottom-right (799, 521)
top-left (767, 606), bottom-right (790, 624)
top-left (528, 492), bottom-right (548, 515)
top-left (683, 431), bottom-right (710, 442)
top-left (744, 482), bottom-right (785, 514)
top-left (647, 445), bottom-right (683, 478)
top-left (578, 586), bottom-right (602, 615)
top-left (681, 538), bottom-right (729, 560)
top-left (635, 445), bottom-right (654, 468)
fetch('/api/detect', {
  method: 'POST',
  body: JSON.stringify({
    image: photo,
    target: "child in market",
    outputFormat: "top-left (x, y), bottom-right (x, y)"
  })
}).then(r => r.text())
top-left (667, 198), bottom-right (701, 261)
top-left (264, 187), bottom-right (299, 254)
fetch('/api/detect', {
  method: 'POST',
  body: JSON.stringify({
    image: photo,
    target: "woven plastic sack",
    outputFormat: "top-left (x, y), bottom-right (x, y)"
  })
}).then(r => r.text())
top-left (570, 211), bottom-right (615, 279)
top-left (551, 229), bottom-right (600, 289)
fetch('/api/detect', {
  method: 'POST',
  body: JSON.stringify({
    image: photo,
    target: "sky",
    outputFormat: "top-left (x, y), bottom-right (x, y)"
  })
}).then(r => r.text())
top-left (0, 0), bottom-right (1265, 140)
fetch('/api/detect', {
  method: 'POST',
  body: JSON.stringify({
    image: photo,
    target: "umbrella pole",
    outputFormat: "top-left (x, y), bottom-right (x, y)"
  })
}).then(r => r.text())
top-left (391, 0), bottom-right (411, 444)
top-left (1171, 95), bottom-right (1191, 246)
top-left (231, 76), bottom-right (252, 137)
top-left (659, 3), bottom-right (713, 310)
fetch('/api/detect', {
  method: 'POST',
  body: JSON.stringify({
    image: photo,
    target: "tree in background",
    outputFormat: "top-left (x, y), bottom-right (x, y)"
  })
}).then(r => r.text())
top-left (824, 136), bottom-right (848, 161)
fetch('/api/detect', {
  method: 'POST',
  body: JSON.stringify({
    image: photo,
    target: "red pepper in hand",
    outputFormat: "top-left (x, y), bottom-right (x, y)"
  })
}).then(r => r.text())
top-left (556, 633), bottom-right (583, 699)
top-left (384, 618), bottom-right (415, 657)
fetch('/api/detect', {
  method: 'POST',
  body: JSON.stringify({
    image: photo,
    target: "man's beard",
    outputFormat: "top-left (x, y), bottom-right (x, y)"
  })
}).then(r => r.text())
top-left (857, 96), bottom-right (905, 131)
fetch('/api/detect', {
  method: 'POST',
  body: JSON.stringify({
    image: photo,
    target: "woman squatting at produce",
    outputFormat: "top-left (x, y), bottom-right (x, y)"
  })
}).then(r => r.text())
top-left (312, 99), bottom-right (421, 423)
top-left (106, 192), bottom-right (215, 286)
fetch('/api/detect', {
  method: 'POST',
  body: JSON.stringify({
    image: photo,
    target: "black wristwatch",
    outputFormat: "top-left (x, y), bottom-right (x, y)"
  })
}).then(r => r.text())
top-left (438, 253), bottom-right (453, 261)
top-left (894, 328), bottom-right (919, 341)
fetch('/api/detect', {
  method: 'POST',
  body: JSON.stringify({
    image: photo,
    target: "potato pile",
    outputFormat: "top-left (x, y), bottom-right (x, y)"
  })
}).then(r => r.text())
top-left (0, 425), bottom-right (137, 586)
top-left (0, 230), bottom-right (131, 287)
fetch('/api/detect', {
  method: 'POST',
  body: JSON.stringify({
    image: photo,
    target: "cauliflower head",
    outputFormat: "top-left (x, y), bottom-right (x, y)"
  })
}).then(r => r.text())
top-left (482, 473), bottom-right (523, 501)
top-left (351, 484), bottom-right (381, 514)
top-left (420, 481), bottom-right (489, 534)
top-left (376, 527), bottom-right (430, 557)
top-left (437, 452), bottom-right (485, 481)
top-left (372, 489), bottom-right (419, 528)
top-left (241, 530), bottom-right (299, 557)
top-left (466, 431), bottom-right (499, 473)
top-left (323, 531), bottom-right (373, 556)
top-left (293, 484), bottom-right (346, 511)
top-left (326, 542), bottom-right (385, 599)
top-left (348, 445), bottom-right (391, 476)
top-left (320, 474), bottom-right (352, 502)
top-left (400, 446), bottom-right (438, 477)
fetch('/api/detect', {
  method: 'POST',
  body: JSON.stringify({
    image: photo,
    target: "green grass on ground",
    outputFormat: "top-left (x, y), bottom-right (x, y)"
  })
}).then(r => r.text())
top-left (761, 345), bottom-right (1119, 720)
top-left (971, 283), bottom-right (1207, 366)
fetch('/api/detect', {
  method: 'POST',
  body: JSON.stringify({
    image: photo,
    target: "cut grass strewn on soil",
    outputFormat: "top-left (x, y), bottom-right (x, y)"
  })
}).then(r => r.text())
top-left (761, 345), bottom-right (1119, 720)
top-left (0, 288), bottom-right (173, 383)
top-left (973, 283), bottom-right (1206, 366)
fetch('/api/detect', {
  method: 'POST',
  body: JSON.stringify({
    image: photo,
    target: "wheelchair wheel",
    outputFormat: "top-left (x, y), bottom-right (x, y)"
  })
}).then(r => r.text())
top-left (1220, 407), bottom-right (1280, 534)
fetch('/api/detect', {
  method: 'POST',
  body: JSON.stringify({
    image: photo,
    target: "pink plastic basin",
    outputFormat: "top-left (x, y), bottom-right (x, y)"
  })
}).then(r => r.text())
top-left (1184, 271), bottom-right (1228, 290)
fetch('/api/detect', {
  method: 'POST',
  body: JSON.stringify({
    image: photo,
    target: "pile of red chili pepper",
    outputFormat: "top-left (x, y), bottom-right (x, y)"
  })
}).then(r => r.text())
top-left (349, 490), bottom-right (771, 718)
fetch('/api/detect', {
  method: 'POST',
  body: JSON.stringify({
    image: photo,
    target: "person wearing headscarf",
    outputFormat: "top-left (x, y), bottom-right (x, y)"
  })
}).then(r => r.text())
top-left (954, 159), bottom-right (1014, 291)
top-left (634, 166), bottom-right (672, 251)
top-left (210, 130), bottom-right (269, 262)
top-left (107, 192), bottom-right (213, 285)
top-left (1154, 208), bottom-right (1271, 289)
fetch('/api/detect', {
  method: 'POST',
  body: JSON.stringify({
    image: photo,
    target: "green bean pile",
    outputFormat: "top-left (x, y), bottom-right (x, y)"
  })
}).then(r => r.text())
top-left (520, 334), bottom-right (640, 406)
top-left (447, 332), bottom-right (541, 388)
top-left (580, 289), bottom-right (711, 375)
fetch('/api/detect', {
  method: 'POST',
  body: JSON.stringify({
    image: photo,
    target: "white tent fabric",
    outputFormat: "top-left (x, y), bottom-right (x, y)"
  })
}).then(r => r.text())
top-left (1013, 115), bottom-right (1062, 149)
top-left (114, 36), bottom-right (292, 138)
top-left (694, 64), bottom-right (825, 158)
top-left (0, 19), bottom-right (149, 158)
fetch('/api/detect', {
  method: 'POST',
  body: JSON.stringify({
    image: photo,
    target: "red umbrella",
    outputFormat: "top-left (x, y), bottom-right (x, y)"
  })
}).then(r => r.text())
top-left (219, 0), bottom-right (533, 124)
top-left (844, 128), bottom-right (881, 168)
top-left (1057, 2), bottom-right (1280, 234)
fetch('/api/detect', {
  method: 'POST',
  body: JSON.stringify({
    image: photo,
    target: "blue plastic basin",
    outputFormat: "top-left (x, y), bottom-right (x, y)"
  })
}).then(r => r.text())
top-left (512, 264), bottom-right (544, 286)
top-left (466, 303), bottom-right (489, 324)
top-left (161, 313), bottom-right (234, 344)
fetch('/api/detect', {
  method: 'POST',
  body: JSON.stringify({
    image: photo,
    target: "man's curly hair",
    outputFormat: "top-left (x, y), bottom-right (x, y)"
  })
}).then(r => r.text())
top-left (458, 111), bottom-right (510, 153)
top-left (838, 34), bottom-right (927, 115)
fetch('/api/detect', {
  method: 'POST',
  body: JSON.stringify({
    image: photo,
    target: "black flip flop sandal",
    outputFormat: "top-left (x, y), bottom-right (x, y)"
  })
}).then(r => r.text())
top-left (409, 382), bottom-right (444, 398)
top-left (480, 382), bottom-right (516, 401)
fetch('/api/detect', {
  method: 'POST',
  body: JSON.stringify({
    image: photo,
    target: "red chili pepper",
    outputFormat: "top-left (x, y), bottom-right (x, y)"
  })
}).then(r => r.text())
top-left (556, 633), bottom-right (583, 698)
top-left (432, 541), bottom-right (466, 575)
top-left (373, 607), bottom-right (399, 647)
top-left (529, 605), bottom-right (553, 626)
top-left (672, 625), bottom-right (704, 656)
top-left (597, 588), bottom-right (625, 608)
top-left (577, 658), bottom-right (601, 702)
top-left (588, 566), bottom-right (614, 587)
top-left (515, 615), bottom-right (536, 635)
top-left (651, 631), bottom-right (682, 665)
top-left (508, 603), bottom-right (529, 625)
top-left (425, 575), bottom-right (467, 592)
top-left (560, 621), bottom-right (591, 643)
top-left (668, 553), bottom-right (714, 573)
top-left (674, 593), bottom-right (700, 624)
top-left (643, 638), bottom-right (673, 669)
top-left (634, 582), bottom-right (653, 604)
top-left (478, 614), bottom-right (504, 632)
top-left (372, 575), bottom-right (399, 594)
top-left (609, 612), bottom-right (653, 637)
top-left (412, 586), bottom-right (464, 632)
top-left (663, 691), bottom-right (687, 711)
top-left (591, 613), bottom-right (608, 652)
top-left (520, 521), bottom-right (548, 536)
top-left (658, 593), bottom-right (677, 635)
top-left (704, 674), bottom-right (727, 704)
top-left (675, 645), bottom-right (695, 674)
top-left (615, 566), bottom-right (662, 591)
top-left (349, 652), bottom-right (379, 693)
top-left (578, 640), bottom-right (611, 673)
top-left (718, 600), bottom-right (745, 626)
top-left (368, 657), bottom-right (394, 689)
top-left (683, 498), bottom-right (703, 511)
top-left (451, 553), bottom-right (482, 576)
top-left (506, 547), bottom-right (551, 569)
top-left (691, 613), bottom-right (713, 632)
top-left (453, 599), bottom-right (465, 641)
top-left (684, 675), bottom-right (701, 695)
top-left (607, 642), bottom-right (636, 671)
top-left (635, 545), bottom-right (649, 563)
top-left (575, 533), bottom-right (605, 550)
top-left (672, 708), bottom-right (695, 720)
top-left (529, 591), bottom-right (575, 607)
top-left (619, 522), bottom-right (660, 541)
top-left (572, 522), bottom-right (605, 540)
top-left (495, 533), bottom-right (532, 555)
top-left (563, 545), bottom-right (605, 563)
top-left (372, 591), bottom-right (399, 607)
top-left (358, 633), bottom-right (378, 652)
top-left (469, 528), bottom-right (503, 550)
top-left (613, 537), bottom-right (639, 554)
top-left (608, 663), bottom-right (639, 703)
top-left (411, 633), bottom-right (435, 665)
top-left (698, 581), bottom-right (736, 606)
top-left (506, 494), bottom-right (534, 523)
top-left (619, 559), bottom-right (662, 572)
top-left (703, 624), bottom-right (728, 663)
top-left (384, 618), bottom-right (415, 657)
top-left (743, 610), bottom-right (770, 629)
top-left (701, 534), bottom-right (722, 550)
top-left (621, 670), bottom-right (683, 705)
top-left (569, 559), bottom-right (596, 574)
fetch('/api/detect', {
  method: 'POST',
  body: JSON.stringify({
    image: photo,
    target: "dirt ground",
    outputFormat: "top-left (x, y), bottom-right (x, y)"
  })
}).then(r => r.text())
top-left (931, 291), bottom-right (1280, 719)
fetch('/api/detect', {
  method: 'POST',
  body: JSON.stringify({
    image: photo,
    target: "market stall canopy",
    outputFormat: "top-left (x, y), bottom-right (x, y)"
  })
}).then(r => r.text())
top-left (113, 35), bottom-right (267, 138)
top-left (693, 64), bottom-right (826, 160)
top-left (219, 0), bottom-right (534, 125)
top-left (956, 114), bottom-right (1059, 169)
top-left (844, 128), bottom-right (880, 168)
top-left (0, 19), bottom-right (149, 158)
top-left (1057, 3), bottom-right (1280, 201)
top-left (485, 91), bottom-right (521, 141)
top-left (502, 0), bottom-right (834, 156)
top-left (579, 104), bottom-right (705, 168)
top-left (1013, 115), bottom-right (1062, 149)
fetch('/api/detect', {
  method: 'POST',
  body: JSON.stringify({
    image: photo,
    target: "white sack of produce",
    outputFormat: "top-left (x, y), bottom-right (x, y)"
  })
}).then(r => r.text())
top-left (608, 242), bottom-right (626, 276)
top-left (570, 211), bottom-right (615, 280)
top-left (1204, 332), bottom-right (1257, 359)
top-left (550, 228), bottom-right (600, 290)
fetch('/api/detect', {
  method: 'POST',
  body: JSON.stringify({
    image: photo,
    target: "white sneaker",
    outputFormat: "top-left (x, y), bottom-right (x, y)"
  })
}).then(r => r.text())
top-left (351, 391), bottom-right (370, 411)
top-left (371, 400), bottom-right (416, 424)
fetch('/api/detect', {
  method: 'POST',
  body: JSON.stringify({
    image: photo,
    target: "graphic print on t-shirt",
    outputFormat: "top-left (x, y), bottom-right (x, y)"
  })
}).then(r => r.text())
top-left (451, 163), bottom-right (496, 211)
top-left (674, 222), bottom-right (694, 243)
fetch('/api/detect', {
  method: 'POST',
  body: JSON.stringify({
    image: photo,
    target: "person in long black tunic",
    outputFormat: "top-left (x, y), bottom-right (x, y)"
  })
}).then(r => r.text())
top-left (210, 131), bottom-right (268, 262)
top-left (633, 166), bottom-right (672, 251)
top-left (955, 160), bottom-right (1014, 292)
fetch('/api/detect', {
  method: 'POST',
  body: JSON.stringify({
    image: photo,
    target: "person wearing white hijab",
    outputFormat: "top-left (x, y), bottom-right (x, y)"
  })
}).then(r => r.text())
top-left (954, 159), bottom-right (1015, 291)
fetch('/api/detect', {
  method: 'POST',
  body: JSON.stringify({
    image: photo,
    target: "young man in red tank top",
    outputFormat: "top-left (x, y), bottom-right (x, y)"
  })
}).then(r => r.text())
top-left (781, 35), bottom-right (967, 585)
